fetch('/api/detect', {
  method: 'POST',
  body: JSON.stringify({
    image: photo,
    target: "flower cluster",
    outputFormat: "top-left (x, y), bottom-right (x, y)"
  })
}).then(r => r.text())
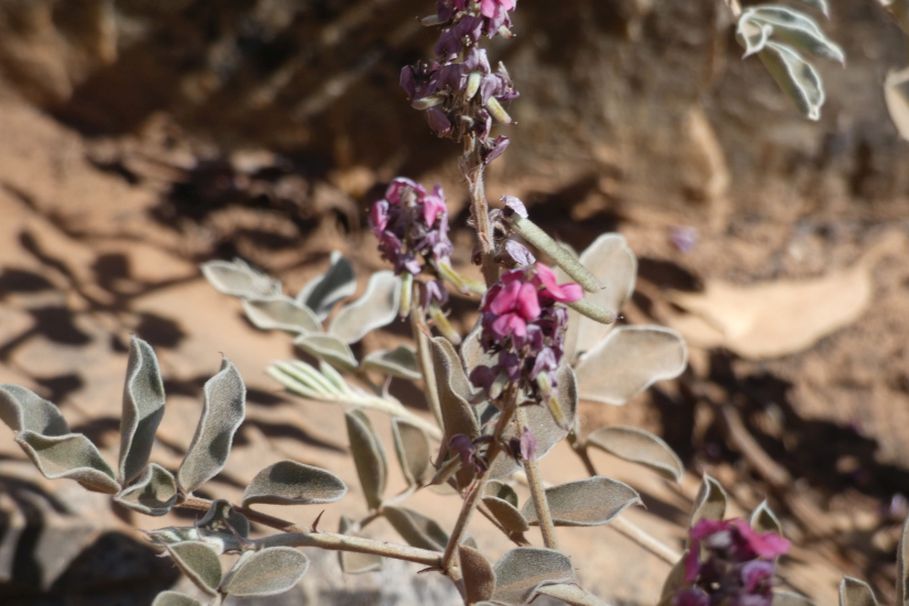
top-left (469, 263), bottom-right (581, 400)
top-left (369, 178), bottom-right (453, 298)
top-left (674, 518), bottom-right (790, 606)
top-left (400, 0), bottom-right (518, 164)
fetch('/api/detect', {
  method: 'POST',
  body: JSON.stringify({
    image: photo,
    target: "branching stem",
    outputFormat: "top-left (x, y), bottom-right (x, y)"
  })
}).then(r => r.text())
top-left (517, 406), bottom-right (559, 550)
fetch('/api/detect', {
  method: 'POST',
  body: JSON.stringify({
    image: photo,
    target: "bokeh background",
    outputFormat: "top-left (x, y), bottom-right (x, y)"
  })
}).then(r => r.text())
top-left (1, 0), bottom-right (908, 603)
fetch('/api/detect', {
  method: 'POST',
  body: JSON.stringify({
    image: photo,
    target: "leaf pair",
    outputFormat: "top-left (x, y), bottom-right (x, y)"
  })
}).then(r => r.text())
top-left (736, 3), bottom-right (845, 120)
top-left (162, 541), bottom-right (309, 599)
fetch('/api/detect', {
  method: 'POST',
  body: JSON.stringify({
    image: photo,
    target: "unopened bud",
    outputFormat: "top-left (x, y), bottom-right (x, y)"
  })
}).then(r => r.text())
top-left (399, 272), bottom-right (413, 318)
top-left (486, 97), bottom-right (512, 124)
top-left (420, 14), bottom-right (444, 26)
top-left (466, 72), bottom-right (482, 101)
top-left (413, 95), bottom-right (444, 110)
top-left (497, 26), bottom-right (514, 38)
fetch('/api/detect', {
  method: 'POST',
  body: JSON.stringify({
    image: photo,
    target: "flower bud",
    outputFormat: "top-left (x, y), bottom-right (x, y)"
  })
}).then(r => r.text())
top-left (485, 97), bottom-right (512, 124)
top-left (466, 72), bottom-right (482, 100)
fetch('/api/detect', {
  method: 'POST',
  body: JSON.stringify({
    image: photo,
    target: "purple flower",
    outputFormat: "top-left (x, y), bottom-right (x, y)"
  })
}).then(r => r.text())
top-left (676, 518), bottom-right (789, 606)
top-left (369, 178), bottom-right (453, 279)
top-left (469, 264), bottom-right (580, 400)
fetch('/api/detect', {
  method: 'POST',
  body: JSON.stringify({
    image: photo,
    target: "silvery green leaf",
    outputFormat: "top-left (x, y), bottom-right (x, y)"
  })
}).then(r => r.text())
top-left (521, 476), bottom-right (641, 527)
top-left (114, 463), bottom-right (177, 516)
top-left (485, 480), bottom-right (519, 507)
top-left (532, 582), bottom-right (609, 606)
top-left (740, 6), bottom-right (844, 64)
top-left (657, 557), bottom-right (688, 605)
top-left (297, 251), bottom-right (356, 319)
top-left (737, 18), bottom-right (773, 57)
top-left (221, 547), bottom-right (309, 597)
top-left (391, 418), bottom-right (431, 487)
top-left (196, 499), bottom-right (251, 539)
top-left (460, 322), bottom-right (494, 375)
top-left (750, 500), bottom-right (783, 535)
top-left (885, 67), bottom-right (909, 141)
top-left (17, 431), bottom-right (120, 493)
top-left (382, 506), bottom-right (449, 551)
top-left (586, 426), bottom-right (683, 481)
top-left (797, 0), bottom-right (829, 16)
top-left (151, 591), bottom-right (203, 606)
top-left (242, 296), bottom-right (321, 334)
top-left (294, 333), bottom-right (358, 371)
top-left (0, 384), bottom-right (68, 436)
top-left (269, 359), bottom-right (348, 400)
top-left (482, 496), bottom-right (530, 534)
top-left (242, 460), bottom-right (347, 507)
top-left (575, 326), bottom-right (688, 405)
top-left (839, 577), bottom-right (878, 606)
top-left (460, 544), bottom-right (496, 604)
top-left (201, 258), bottom-right (281, 298)
top-left (492, 548), bottom-right (574, 605)
top-left (508, 215), bottom-right (601, 293)
top-left (898, 516), bottom-right (909, 605)
top-left (338, 516), bottom-right (382, 574)
top-left (345, 409), bottom-right (387, 510)
top-left (690, 474), bottom-right (727, 528)
top-left (489, 365), bottom-right (578, 479)
top-left (362, 346), bottom-right (422, 381)
top-left (0, 384), bottom-right (119, 493)
top-left (774, 591), bottom-right (815, 605)
top-left (430, 336), bottom-right (480, 454)
top-left (118, 336), bottom-right (166, 484)
top-left (758, 40), bottom-right (825, 121)
top-left (165, 541), bottom-right (222, 595)
top-left (566, 233), bottom-right (637, 360)
top-left (329, 271), bottom-right (400, 343)
top-left (177, 358), bottom-right (246, 493)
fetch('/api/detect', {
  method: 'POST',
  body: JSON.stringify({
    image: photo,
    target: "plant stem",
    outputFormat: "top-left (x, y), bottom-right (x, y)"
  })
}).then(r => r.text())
top-left (609, 517), bottom-right (680, 565)
top-left (462, 145), bottom-right (499, 286)
top-left (411, 304), bottom-right (444, 427)
top-left (177, 495), bottom-right (442, 568)
top-left (516, 406), bottom-right (559, 550)
top-left (440, 397), bottom-right (517, 570)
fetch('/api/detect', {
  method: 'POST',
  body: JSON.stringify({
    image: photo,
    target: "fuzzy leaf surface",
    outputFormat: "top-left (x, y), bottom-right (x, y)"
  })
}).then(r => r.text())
top-left (329, 271), bottom-right (400, 343)
top-left (345, 409), bottom-right (387, 510)
top-left (118, 336), bottom-right (166, 484)
top-left (115, 463), bottom-right (177, 515)
top-left (586, 426), bottom-right (683, 481)
top-left (242, 460), bottom-right (347, 507)
top-left (521, 476), bottom-right (641, 526)
top-left (222, 547), bottom-right (309, 597)
top-left (492, 548), bottom-right (574, 605)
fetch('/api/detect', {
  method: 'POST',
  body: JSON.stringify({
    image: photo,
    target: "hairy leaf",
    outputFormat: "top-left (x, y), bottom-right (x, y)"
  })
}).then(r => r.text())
top-left (221, 547), bottom-right (309, 597)
top-left (18, 431), bottom-right (119, 493)
top-left (586, 426), bottom-right (683, 481)
top-left (382, 506), bottom-right (449, 551)
top-left (522, 476), bottom-right (641, 527)
top-left (485, 480), bottom-right (519, 507)
top-left (297, 251), bottom-right (356, 319)
top-left (750, 500), bottom-right (783, 535)
top-left (657, 557), bottom-right (688, 605)
top-left (566, 234), bottom-right (637, 359)
top-left (242, 296), bottom-right (321, 334)
top-left (739, 6), bottom-right (844, 63)
top-left (690, 474), bottom-right (727, 528)
top-left (115, 463), bottom-right (177, 516)
top-left (151, 591), bottom-right (203, 606)
top-left (431, 336), bottom-right (480, 457)
top-left (575, 326), bottom-right (687, 405)
top-left (196, 499), bottom-right (251, 540)
top-left (508, 215), bottom-right (601, 293)
top-left (362, 346), bottom-right (422, 381)
top-left (391, 418), bottom-right (431, 486)
top-left (177, 358), bottom-right (246, 493)
top-left (294, 333), bottom-right (358, 371)
top-left (0, 384), bottom-right (68, 436)
top-left (338, 516), bottom-right (383, 574)
top-left (758, 40), bottom-right (825, 121)
top-left (242, 460), bottom-right (347, 508)
top-left (460, 544), bottom-right (496, 604)
top-left (201, 259), bottom-right (280, 298)
top-left (119, 336), bottom-right (166, 484)
top-left (483, 496), bottom-right (530, 534)
top-left (533, 582), bottom-right (609, 606)
top-left (492, 548), bottom-right (574, 604)
top-left (329, 271), bottom-right (400, 343)
top-left (839, 577), bottom-right (878, 606)
top-left (165, 541), bottom-right (222, 595)
top-left (345, 409), bottom-right (387, 510)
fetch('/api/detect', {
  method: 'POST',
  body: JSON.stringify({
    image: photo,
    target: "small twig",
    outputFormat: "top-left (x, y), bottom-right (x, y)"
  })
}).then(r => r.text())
top-left (177, 495), bottom-right (442, 568)
top-left (609, 517), bottom-right (680, 565)
top-left (462, 145), bottom-right (499, 286)
top-left (411, 305), bottom-right (444, 427)
top-left (517, 406), bottom-right (559, 550)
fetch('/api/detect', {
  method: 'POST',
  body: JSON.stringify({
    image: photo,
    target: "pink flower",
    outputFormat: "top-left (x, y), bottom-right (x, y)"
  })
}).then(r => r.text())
top-left (423, 185), bottom-right (447, 226)
top-left (533, 263), bottom-right (583, 303)
top-left (480, 0), bottom-right (516, 19)
top-left (485, 277), bottom-right (541, 338)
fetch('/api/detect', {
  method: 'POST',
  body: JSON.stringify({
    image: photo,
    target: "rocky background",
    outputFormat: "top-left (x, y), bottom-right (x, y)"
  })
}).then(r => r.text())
top-left (1, 0), bottom-right (908, 603)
